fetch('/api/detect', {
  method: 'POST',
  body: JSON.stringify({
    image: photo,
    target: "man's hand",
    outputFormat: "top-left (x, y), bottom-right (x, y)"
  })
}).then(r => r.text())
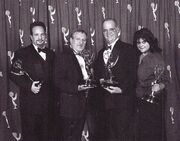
top-left (152, 83), bottom-right (165, 92)
top-left (78, 85), bottom-right (92, 91)
top-left (99, 78), bottom-right (105, 85)
top-left (31, 81), bottom-right (41, 94)
top-left (104, 86), bottom-right (122, 94)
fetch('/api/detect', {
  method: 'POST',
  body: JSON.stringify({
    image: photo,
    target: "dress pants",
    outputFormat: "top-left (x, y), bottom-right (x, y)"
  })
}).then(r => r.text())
top-left (86, 111), bottom-right (108, 141)
top-left (136, 99), bottom-right (164, 141)
top-left (106, 109), bottom-right (134, 141)
top-left (21, 114), bottom-right (48, 141)
top-left (59, 116), bottom-right (85, 141)
top-left (86, 89), bottom-right (107, 141)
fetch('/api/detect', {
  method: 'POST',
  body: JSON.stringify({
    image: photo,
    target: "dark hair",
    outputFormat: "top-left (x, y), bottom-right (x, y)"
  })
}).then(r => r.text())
top-left (102, 18), bottom-right (118, 27)
top-left (133, 28), bottom-right (162, 53)
top-left (70, 29), bottom-right (87, 39)
top-left (30, 21), bottom-right (46, 35)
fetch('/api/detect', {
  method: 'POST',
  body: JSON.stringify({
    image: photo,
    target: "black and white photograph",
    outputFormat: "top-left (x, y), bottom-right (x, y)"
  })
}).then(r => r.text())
top-left (0, 0), bottom-right (179, 141)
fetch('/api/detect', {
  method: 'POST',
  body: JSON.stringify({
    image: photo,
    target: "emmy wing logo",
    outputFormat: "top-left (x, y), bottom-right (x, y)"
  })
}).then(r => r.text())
top-left (62, 27), bottom-right (69, 45)
top-left (75, 7), bottom-right (82, 25)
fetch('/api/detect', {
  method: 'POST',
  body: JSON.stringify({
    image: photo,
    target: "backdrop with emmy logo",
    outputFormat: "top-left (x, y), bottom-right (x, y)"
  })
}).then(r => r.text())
top-left (0, 0), bottom-right (180, 141)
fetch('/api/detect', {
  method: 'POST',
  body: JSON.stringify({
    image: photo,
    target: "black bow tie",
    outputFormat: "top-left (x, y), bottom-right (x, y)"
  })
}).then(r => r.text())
top-left (75, 53), bottom-right (83, 57)
top-left (105, 45), bottom-right (111, 50)
top-left (73, 50), bottom-right (83, 57)
top-left (38, 48), bottom-right (46, 53)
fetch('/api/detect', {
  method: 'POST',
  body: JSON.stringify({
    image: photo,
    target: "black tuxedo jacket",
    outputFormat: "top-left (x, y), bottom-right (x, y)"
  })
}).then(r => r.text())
top-left (55, 47), bottom-right (87, 118)
top-left (10, 44), bottom-right (55, 115)
top-left (94, 39), bottom-right (138, 110)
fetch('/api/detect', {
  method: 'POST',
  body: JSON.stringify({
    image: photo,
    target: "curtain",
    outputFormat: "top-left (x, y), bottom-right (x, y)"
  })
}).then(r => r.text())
top-left (0, 0), bottom-right (179, 141)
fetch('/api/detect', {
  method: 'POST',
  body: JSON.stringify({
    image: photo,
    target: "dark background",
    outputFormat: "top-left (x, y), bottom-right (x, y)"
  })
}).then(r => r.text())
top-left (0, 0), bottom-right (179, 141)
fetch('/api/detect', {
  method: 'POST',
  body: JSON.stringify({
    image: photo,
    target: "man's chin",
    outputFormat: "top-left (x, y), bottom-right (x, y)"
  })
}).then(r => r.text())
top-left (37, 44), bottom-right (45, 49)
top-left (106, 39), bottom-right (113, 44)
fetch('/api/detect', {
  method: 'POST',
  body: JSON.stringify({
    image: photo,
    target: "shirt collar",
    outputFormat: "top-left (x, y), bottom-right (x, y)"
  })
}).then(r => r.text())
top-left (33, 44), bottom-right (46, 53)
top-left (33, 44), bottom-right (39, 52)
top-left (71, 47), bottom-right (83, 56)
top-left (107, 37), bottom-right (119, 50)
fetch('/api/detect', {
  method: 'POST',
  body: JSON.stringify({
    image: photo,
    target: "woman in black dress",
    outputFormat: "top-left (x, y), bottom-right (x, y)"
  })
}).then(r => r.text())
top-left (133, 28), bottom-right (169, 141)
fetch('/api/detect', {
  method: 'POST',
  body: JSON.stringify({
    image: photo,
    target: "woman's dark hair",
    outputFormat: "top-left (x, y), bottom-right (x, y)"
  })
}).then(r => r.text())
top-left (133, 28), bottom-right (162, 54)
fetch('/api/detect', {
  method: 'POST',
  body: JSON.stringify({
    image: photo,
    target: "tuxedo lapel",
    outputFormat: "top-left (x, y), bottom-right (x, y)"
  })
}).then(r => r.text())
top-left (29, 45), bottom-right (45, 80)
top-left (44, 48), bottom-right (50, 62)
top-left (29, 45), bottom-right (44, 61)
top-left (69, 49), bottom-right (84, 80)
top-left (111, 40), bottom-right (120, 58)
top-left (111, 40), bottom-right (124, 65)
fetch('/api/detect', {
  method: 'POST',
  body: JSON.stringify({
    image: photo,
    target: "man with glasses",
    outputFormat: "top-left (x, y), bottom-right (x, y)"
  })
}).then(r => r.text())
top-left (94, 18), bottom-right (138, 141)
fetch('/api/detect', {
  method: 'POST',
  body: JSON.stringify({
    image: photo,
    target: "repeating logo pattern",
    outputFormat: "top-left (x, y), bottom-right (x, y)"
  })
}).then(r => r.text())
top-left (1, 0), bottom-right (179, 140)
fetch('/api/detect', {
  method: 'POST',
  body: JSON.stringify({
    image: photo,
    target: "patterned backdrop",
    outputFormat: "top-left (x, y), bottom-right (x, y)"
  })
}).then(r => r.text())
top-left (0, 0), bottom-right (180, 141)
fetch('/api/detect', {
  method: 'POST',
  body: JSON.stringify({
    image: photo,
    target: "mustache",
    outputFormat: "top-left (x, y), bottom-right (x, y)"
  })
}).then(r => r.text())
top-left (36, 39), bottom-right (46, 43)
top-left (37, 39), bottom-right (45, 41)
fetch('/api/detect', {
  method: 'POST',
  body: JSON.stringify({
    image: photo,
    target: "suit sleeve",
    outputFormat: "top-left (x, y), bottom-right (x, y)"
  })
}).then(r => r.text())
top-left (9, 50), bottom-right (32, 91)
top-left (94, 50), bottom-right (105, 81)
top-left (120, 47), bottom-right (139, 94)
top-left (54, 54), bottom-right (78, 94)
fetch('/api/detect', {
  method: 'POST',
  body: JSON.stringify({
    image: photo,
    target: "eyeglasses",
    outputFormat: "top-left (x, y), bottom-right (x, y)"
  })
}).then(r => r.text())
top-left (103, 28), bottom-right (117, 34)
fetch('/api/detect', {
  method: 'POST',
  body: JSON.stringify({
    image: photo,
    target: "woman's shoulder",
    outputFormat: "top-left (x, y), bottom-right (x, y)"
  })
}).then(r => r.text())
top-left (149, 52), bottom-right (163, 60)
top-left (148, 52), bottom-right (165, 66)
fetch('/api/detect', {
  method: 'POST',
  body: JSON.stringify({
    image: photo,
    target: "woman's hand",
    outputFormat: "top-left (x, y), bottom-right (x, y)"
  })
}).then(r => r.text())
top-left (152, 83), bottom-right (165, 92)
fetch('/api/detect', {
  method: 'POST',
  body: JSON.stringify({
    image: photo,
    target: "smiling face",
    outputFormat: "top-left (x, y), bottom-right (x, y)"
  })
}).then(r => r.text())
top-left (136, 38), bottom-right (150, 54)
top-left (103, 20), bottom-right (120, 45)
top-left (70, 32), bottom-right (87, 53)
top-left (30, 26), bottom-right (46, 49)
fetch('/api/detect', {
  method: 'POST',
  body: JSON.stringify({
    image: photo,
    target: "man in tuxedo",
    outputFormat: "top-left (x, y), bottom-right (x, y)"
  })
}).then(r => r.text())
top-left (55, 29), bottom-right (91, 141)
top-left (9, 21), bottom-right (55, 141)
top-left (94, 18), bottom-right (138, 141)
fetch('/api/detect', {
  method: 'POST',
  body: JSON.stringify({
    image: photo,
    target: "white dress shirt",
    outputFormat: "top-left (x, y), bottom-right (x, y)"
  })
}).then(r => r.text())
top-left (103, 38), bottom-right (119, 64)
top-left (33, 45), bottom-right (46, 60)
top-left (75, 53), bottom-right (89, 80)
